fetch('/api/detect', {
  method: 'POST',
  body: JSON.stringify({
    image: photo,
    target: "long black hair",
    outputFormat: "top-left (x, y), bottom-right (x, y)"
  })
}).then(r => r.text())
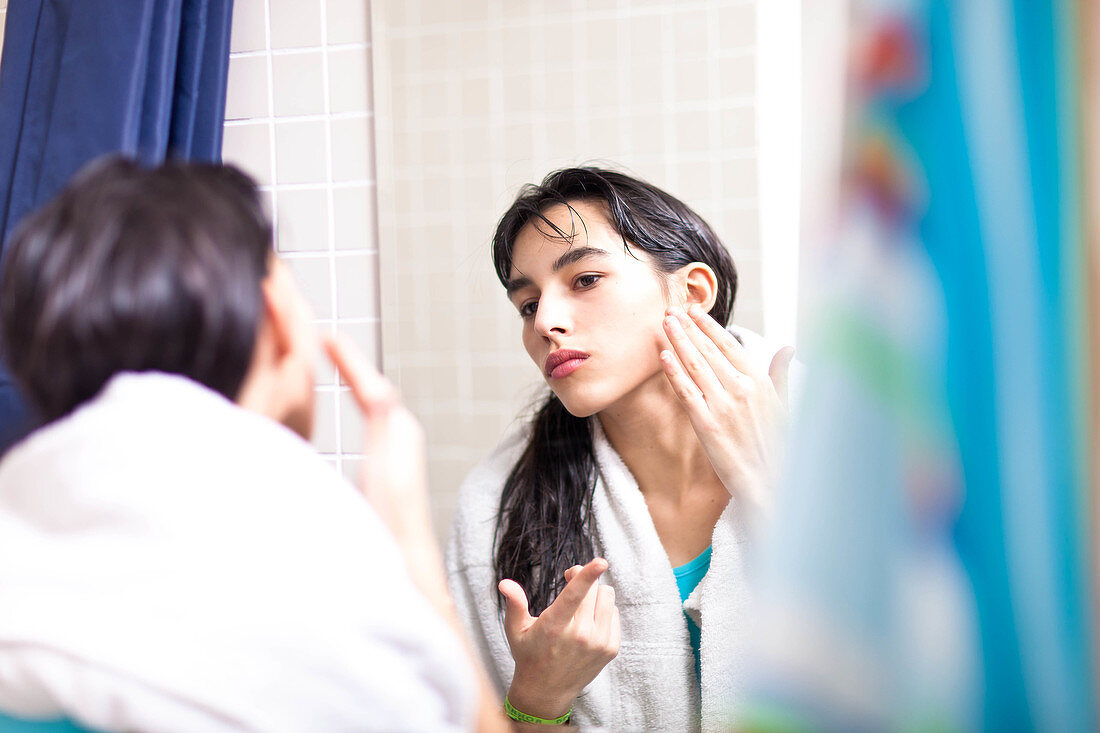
top-left (491, 167), bottom-right (738, 614)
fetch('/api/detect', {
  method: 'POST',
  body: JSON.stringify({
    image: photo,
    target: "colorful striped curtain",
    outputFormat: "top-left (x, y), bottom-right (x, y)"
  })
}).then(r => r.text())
top-left (740, 1), bottom-right (1095, 730)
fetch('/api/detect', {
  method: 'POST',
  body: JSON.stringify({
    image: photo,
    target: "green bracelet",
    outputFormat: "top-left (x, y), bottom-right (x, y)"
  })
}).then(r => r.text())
top-left (503, 696), bottom-right (573, 725)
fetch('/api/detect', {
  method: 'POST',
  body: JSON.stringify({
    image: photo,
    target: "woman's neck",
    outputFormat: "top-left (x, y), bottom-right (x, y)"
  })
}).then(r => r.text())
top-left (596, 372), bottom-right (724, 503)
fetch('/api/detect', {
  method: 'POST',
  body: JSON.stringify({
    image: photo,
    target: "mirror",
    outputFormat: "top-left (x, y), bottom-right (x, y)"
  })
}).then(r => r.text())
top-left (369, 0), bottom-right (835, 536)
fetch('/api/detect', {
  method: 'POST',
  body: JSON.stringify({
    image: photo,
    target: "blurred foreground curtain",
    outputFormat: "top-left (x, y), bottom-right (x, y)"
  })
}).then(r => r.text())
top-left (0, 0), bottom-right (235, 451)
top-left (740, 0), bottom-right (1095, 731)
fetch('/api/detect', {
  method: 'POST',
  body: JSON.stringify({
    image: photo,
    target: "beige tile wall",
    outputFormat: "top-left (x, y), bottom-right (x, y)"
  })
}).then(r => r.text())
top-left (373, 0), bottom-right (763, 537)
top-left (222, 0), bottom-right (379, 477)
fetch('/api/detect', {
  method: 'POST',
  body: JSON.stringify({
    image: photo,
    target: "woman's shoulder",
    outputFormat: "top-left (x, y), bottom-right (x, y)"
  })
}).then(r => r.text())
top-left (726, 323), bottom-right (776, 372)
top-left (727, 322), bottom-right (804, 404)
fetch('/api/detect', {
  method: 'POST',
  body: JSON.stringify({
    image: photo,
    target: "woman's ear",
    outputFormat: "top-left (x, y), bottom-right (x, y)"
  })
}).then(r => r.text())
top-left (678, 262), bottom-right (719, 312)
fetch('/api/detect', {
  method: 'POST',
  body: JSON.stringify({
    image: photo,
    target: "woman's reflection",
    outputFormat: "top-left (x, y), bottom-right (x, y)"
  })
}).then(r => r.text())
top-left (446, 167), bottom-right (793, 731)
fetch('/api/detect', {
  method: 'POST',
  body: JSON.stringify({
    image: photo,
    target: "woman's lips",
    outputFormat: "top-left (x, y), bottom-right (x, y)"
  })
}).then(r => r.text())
top-left (545, 349), bottom-right (590, 379)
top-left (549, 357), bottom-right (588, 379)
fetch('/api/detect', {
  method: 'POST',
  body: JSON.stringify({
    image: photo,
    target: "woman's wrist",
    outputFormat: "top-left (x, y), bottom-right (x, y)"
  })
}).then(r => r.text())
top-left (504, 696), bottom-right (572, 725)
top-left (506, 677), bottom-right (576, 721)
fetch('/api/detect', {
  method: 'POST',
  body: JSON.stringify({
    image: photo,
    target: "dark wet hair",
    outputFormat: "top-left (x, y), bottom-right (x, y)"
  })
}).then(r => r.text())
top-left (0, 155), bottom-right (272, 423)
top-left (491, 166), bottom-right (738, 614)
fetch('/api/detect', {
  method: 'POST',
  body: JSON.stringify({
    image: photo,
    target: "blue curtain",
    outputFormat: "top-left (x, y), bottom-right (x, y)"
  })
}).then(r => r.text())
top-left (0, 0), bottom-right (235, 451)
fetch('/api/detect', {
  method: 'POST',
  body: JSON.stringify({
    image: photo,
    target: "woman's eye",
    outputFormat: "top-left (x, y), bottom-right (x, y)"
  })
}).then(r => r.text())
top-left (575, 274), bottom-right (602, 289)
top-left (519, 301), bottom-right (538, 318)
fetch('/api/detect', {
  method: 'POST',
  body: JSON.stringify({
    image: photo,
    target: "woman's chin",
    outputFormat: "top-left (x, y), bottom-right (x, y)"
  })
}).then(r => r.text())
top-left (552, 369), bottom-right (667, 419)
top-left (552, 389), bottom-right (604, 419)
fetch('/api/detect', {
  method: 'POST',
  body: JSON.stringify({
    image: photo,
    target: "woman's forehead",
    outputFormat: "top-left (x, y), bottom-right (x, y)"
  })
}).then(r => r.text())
top-left (513, 202), bottom-right (617, 258)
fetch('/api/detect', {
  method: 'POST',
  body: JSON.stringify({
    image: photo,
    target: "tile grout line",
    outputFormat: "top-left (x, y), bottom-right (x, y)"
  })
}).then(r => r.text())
top-left (226, 110), bottom-right (373, 126)
top-left (319, 0), bottom-right (345, 470)
top-left (230, 41), bottom-right (369, 59)
top-left (263, 0), bottom-right (279, 242)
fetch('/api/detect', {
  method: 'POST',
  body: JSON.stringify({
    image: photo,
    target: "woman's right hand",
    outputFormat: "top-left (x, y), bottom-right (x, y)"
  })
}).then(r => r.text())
top-left (499, 558), bottom-right (620, 720)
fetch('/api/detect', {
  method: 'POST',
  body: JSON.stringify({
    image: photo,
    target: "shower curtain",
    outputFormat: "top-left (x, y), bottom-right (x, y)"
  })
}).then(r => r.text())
top-left (740, 1), bottom-right (1096, 730)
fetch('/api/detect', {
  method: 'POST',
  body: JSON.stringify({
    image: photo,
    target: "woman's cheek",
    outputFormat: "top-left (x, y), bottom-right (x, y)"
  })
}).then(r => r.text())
top-left (521, 329), bottom-right (543, 369)
top-left (652, 320), bottom-right (673, 353)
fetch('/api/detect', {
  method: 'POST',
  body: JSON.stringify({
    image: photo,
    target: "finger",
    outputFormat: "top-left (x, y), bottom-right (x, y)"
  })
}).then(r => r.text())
top-left (498, 579), bottom-right (534, 637)
top-left (593, 584), bottom-right (616, 628)
top-left (672, 307), bottom-right (749, 393)
top-left (663, 312), bottom-right (724, 401)
top-left (686, 304), bottom-right (759, 378)
top-left (606, 606), bottom-right (621, 656)
top-left (542, 557), bottom-right (608, 626)
top-left (660, 349), bottom-right (708, 416)
top-left (573, 571), bottom-right (602, 624)
top-left (322, 332), bottom-right (397, 411)
top-left (769, 346), bottom-right (795, 411)
top-left (563, 565), bottom-right (582, 583)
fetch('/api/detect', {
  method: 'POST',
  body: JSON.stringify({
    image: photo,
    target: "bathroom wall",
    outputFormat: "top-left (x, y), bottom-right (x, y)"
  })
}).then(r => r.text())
top-left (372, 0), bottom-right (766, 536)
top-left (0, 1), bottom-right (7, 57)
top-left (222, 0), bottom-right (379, 480)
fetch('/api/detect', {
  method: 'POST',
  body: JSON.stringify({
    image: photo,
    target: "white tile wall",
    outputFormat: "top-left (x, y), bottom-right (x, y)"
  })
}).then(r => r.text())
top-left (373, 0), bottom-right (763, 537)
top-left (222, 0), bottom-right (379, 472)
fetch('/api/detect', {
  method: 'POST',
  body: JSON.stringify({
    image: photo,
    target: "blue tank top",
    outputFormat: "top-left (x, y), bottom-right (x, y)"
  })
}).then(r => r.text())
top-left (0, 711), bottom-right (93, 732)
top-left (672, 545), bottom-right (712, 681)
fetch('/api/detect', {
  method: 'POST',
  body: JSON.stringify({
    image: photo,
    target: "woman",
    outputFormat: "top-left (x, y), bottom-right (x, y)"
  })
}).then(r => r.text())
top-left (446, 168), bottom-right (793, 732)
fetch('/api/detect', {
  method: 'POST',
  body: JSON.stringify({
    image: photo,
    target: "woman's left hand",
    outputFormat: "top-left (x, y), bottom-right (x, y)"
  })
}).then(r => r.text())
top-left (660, 304), bottom-right (794, 515)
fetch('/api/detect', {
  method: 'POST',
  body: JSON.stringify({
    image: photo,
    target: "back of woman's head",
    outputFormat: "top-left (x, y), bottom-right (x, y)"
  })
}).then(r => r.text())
top-left (491, 167), bottom-right (738, 615)
top-left (0, 156), bottom-right (272, 423)
top-left (491, 166), bottom-right (738, 325)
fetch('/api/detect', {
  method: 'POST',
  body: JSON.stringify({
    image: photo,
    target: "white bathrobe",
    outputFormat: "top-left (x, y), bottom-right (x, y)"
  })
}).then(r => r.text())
top-left (0, 372), bottom-right (475, 732)
top-left (446, 327), bottom-right (779, 733)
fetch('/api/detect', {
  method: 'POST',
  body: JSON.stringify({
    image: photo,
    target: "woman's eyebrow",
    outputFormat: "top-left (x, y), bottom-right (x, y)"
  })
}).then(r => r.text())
top-left (506, 247), bottom-right (610, 295)
top-left (505, 275), bottom-right (532, 295)
top-left (552, 247), bottom-right (609, 272)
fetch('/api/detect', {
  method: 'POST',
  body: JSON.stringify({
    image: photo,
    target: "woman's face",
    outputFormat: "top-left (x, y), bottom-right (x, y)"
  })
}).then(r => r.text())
top-left (506, 200), bottom-right (674, 417)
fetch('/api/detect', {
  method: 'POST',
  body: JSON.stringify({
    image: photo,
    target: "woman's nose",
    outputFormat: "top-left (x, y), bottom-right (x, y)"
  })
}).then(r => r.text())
top-left (533, 293), bottom-right (570, 339)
